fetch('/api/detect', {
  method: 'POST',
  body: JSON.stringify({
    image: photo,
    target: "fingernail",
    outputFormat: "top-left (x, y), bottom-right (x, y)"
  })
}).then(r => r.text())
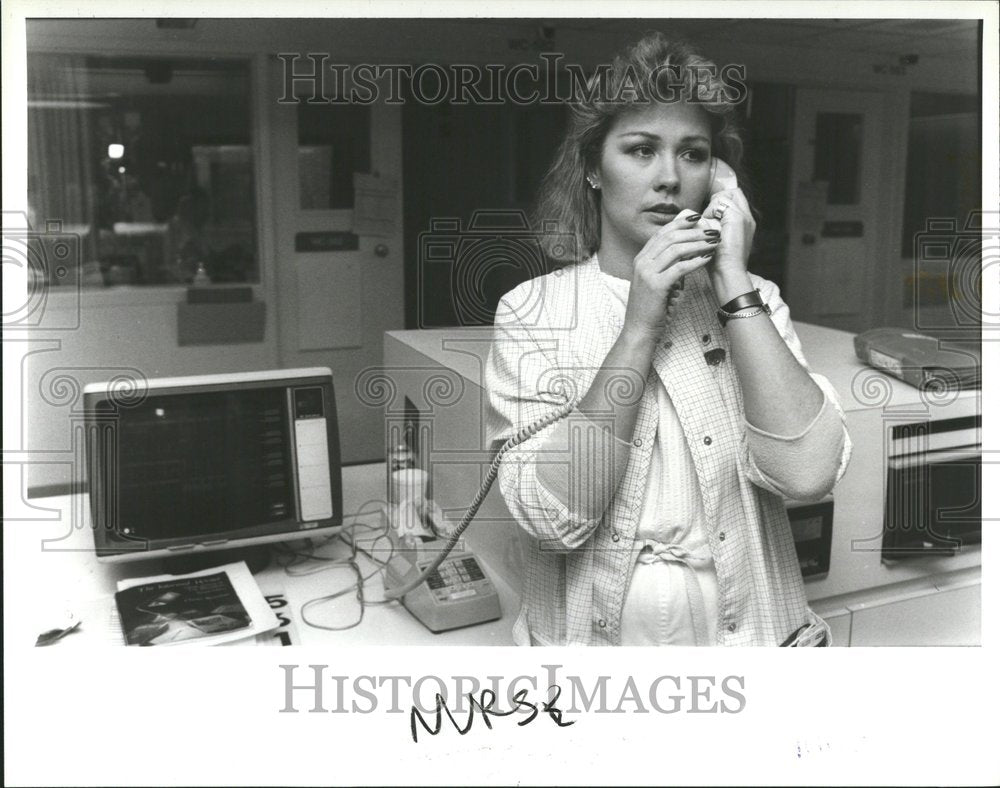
top-left (707, 237), bottom-right (720, 244)
top-left (685, 213), bottom-right (701, 222)
top-left (704, 229), bottom-right (720, 237)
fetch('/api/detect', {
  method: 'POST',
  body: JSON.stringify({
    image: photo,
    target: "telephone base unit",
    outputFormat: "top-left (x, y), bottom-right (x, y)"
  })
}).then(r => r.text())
top-left (385, 542), bottom-right (501, 633)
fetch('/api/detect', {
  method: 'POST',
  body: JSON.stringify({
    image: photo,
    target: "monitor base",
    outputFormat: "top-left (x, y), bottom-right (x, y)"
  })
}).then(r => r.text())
top-left (161, 545), bottom-right (272, 576)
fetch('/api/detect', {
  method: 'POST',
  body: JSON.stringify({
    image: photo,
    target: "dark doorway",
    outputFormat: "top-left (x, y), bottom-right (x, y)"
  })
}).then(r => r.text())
top-left (402, 89), bottom-right (566, 328)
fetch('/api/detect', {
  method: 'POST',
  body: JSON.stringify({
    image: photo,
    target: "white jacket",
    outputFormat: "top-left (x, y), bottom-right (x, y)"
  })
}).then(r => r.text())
top-left (485, 256), bottom-right (851, 646)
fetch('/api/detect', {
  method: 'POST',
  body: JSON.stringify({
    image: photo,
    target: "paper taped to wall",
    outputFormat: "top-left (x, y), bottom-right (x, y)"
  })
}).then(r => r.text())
top-left (352, 172), bottom-right (398, 237)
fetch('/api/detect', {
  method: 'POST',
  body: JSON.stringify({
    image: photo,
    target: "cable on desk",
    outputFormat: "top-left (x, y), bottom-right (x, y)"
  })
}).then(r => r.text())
top-left (338, 518), bottom-right (394, 569)
top-left (272, 531), bottom-right (345, 574)
top-left (300, 559), bottom-right (366, 631)
top-left (298, 553), bottom-right (397, 630)
top-left (285, 500), bottom-right (398, 631)
top-left (273, 501), bottom-right (390, 573)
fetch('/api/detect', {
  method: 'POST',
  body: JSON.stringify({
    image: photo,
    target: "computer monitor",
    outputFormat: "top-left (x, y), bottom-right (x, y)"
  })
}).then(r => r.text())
top-left (83, 367), bottom-right (342, 564)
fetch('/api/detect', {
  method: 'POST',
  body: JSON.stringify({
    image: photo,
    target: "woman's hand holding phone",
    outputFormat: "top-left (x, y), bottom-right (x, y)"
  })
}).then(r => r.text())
top-left (622, 209), bottom-right (719, 342)
top-left (697, 158), bottom-right (757, 301)
top-left (702, 187), bottom-right (756, 281)
top-left (581, 208), bottom-right (717, 446)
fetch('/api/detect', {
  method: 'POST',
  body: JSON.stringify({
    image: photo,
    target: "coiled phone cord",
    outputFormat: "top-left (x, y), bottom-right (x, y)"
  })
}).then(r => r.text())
top-left (382, 398), bottom-right (578, 600)
top-left (382, 278), bottom-right (688, 601)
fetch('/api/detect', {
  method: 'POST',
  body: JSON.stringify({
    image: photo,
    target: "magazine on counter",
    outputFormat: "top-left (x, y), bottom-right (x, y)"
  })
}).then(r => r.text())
top-left (114, 561), bottom-right (279, 646)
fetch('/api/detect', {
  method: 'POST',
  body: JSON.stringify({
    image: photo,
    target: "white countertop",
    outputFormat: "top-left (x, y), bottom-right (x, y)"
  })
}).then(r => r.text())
top-left (7, 463), bottom-right (518, 648)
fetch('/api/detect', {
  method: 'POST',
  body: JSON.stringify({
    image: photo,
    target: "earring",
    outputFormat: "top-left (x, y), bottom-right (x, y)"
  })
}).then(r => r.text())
top-left (586, 176), bottom-right (599, 190)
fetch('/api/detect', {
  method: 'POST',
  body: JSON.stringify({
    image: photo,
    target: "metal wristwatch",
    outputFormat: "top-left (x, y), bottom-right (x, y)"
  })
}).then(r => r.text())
top-left (717, 301), bottom-right (772, 326)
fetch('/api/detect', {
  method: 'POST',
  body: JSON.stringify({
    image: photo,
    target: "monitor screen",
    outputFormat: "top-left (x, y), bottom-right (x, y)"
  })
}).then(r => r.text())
top-left (84, 368), bottom-right (342, 562)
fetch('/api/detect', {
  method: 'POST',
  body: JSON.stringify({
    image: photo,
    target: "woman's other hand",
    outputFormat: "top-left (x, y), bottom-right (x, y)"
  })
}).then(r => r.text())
top-left (622, 208), bottom-right (718, 342)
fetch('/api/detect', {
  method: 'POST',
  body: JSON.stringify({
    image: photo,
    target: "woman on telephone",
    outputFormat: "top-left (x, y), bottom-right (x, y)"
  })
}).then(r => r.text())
top-left (485, 32), bottom-right (851, 646)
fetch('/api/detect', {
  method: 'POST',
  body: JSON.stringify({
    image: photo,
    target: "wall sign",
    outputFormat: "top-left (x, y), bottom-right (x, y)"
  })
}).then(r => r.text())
top-left (295, 231), bottom-right (360, 252)
top-left (821, 221), bottom-right (864, 238)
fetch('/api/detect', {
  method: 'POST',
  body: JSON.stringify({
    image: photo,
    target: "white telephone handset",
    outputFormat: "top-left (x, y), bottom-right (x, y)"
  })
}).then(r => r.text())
top-left (710, 156), bottom-right (740, 195)
top-left (699, 157), bottom-right (740, 234)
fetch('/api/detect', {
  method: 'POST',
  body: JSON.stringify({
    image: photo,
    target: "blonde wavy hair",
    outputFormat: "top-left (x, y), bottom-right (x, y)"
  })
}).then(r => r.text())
top-left (534, 32), bottom-right (748, 260)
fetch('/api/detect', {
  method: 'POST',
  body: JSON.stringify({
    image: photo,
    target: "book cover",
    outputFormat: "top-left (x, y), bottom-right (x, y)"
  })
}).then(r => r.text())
top-left (115, 571), bottom-right (251, 646)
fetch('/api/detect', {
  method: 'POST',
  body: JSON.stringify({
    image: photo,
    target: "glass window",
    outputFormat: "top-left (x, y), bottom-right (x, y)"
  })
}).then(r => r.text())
top-left (901, 92), bottom-right (981, 253)
top-left (899, 92), bottom-right (981, 327)
top-left (27, 53), bottom-right (257, 287)
top-left (813, 112), bottom-right (863, 205)
top-left (297, 103), bottom-right (371, 210)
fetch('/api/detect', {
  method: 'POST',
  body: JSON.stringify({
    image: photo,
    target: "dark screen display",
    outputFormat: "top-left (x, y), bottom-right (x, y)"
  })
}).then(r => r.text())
top-left (791, 515), bottom-right (825, 542)
top-left (884, 457), bottom-right (980, 554)
top-left (103, 388), bottom-right (295, 541)
top-left (927, 460), bottom-right (981, 540)
top-left (293, 386), bottom-right (324, 419)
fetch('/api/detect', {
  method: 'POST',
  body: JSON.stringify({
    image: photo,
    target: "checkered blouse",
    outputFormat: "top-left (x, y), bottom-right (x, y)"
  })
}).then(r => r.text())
top-left (484, 255), bottom-right (852, 646)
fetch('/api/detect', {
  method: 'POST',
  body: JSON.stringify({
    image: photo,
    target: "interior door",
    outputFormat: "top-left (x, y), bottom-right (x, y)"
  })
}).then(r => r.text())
top-left (270, 60), bottom-right (403, 464)
top-left (786, 89), bottom-right (887, 332)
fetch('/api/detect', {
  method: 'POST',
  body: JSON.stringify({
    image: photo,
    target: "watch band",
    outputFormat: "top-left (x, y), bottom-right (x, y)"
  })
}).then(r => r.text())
top-left (720, 288), bottom-right (764, 313)
top-left (717, 303), bottom-right (772, 326)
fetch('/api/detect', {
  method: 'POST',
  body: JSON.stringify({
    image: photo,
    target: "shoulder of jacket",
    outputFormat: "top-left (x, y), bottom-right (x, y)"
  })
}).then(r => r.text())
top-left (497, 263), bottom-right (585, 315)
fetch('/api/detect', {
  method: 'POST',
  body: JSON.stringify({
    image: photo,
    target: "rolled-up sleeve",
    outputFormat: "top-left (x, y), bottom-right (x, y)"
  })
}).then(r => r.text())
top-left (742, 277), bottom-right (853, 502)
top-left (485, 294), bottom-right (631, 551)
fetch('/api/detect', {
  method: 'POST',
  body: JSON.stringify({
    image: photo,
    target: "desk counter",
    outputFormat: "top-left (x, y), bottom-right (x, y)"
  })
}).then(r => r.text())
top-left (8, 464), bottom-right (518, 648)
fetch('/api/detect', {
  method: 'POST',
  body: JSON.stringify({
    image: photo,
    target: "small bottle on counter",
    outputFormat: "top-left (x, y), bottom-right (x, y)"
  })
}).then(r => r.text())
top-left (192, 261), bottom-right (211, 287)
top-left (388, 443), bottom-right (415, 473)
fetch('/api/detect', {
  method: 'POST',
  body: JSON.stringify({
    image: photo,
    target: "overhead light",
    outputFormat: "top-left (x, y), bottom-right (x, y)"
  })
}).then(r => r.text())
top-left (27, 99), bottom-right (111, 109)
top-left (108, 143), bottom-right (124, 159)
